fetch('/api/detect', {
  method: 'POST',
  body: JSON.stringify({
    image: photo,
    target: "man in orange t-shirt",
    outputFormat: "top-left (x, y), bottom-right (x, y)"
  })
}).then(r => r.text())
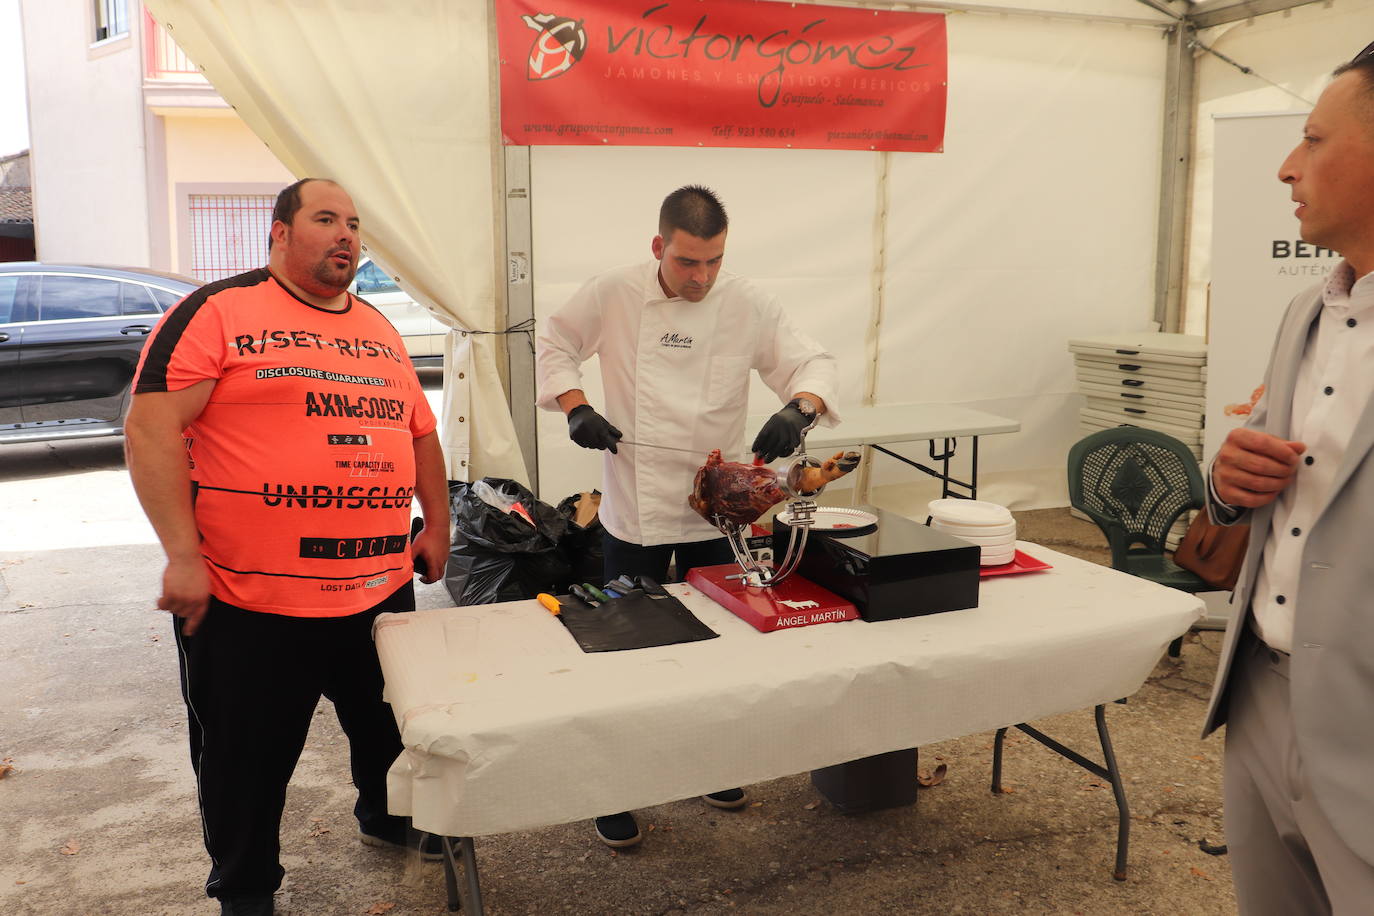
top-left (126, 178), bottom-right (450, 916)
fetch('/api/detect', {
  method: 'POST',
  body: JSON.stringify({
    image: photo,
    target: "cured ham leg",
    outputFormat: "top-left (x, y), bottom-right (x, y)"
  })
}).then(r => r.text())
top-left (689, 450), bottom-right (786, 527)
top-left (688, 449), bottom-right (863, 529)
top-left (789, 451), bottom-right (862, 494)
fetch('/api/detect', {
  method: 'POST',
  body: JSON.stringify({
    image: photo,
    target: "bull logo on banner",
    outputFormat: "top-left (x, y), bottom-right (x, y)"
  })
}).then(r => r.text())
top-left (521, 12), bottom-right (588, 80)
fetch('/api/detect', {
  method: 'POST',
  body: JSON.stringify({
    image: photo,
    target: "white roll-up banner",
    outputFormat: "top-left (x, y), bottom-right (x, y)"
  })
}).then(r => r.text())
top-left (1207, 112), bottom-right (1336, 461)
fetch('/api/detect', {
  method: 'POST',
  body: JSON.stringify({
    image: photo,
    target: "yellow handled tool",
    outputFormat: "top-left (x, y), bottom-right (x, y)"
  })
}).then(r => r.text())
top-left (536, 593), bottom-right (561, 616)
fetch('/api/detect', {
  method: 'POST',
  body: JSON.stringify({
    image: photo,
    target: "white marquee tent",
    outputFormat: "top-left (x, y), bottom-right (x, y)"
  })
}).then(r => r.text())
top-left (144, 0), bottom-right (1374, 511)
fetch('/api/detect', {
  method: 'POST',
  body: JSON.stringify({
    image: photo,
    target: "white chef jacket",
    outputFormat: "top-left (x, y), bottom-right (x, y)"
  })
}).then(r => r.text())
top-left (536, 261), bottom-right (840, 547)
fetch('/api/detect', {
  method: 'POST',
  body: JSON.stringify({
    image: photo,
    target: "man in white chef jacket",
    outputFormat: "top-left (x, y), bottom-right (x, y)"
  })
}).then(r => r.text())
top-left (536, 184), bottom-right (840, 848)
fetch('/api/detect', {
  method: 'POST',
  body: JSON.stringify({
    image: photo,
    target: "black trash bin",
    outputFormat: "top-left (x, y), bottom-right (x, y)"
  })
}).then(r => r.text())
top-left (810, 748), bottom-right (919, 814)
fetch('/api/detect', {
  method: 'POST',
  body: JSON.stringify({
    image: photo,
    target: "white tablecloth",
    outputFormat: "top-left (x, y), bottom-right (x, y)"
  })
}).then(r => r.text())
top-left (375, 543), bottom-right (1202, 837)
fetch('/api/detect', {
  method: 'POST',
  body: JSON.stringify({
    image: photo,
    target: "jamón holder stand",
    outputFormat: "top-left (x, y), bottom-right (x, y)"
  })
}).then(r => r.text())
top-left (688, 432), bottom-right (861, 632)
top-left (715, 446), bottom-right (826, 587)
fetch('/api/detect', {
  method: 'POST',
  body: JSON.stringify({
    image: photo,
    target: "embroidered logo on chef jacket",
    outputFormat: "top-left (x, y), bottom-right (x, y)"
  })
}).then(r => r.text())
top-left (521, 13), bottom-right (587, 80)
top-left (660, 332), bottom-right (694, 349)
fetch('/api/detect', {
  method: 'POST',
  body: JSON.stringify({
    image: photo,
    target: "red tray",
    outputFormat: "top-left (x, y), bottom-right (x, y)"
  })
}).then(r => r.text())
top-left (979, 549), bottom-right (1052, 577)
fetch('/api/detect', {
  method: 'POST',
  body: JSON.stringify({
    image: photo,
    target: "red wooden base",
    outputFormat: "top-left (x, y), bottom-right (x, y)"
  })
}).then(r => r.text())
top-left (686, 564), bottom-right (859, 633)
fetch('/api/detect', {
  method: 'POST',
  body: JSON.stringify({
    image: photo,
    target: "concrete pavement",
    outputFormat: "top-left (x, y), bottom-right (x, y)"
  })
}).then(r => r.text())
top-left (0, 437), bottom-right (1236, 915)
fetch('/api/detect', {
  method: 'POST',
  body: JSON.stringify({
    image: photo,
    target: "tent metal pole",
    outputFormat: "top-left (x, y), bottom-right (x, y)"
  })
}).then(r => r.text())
top-left (852, 151), bottom-right (893, 504)
top-left (786, 0), bottom-right (1175, 29)
top-left (862, 150), bottom-right (891, 409)
top-left (1188, 0), bottom-right (1329, 30)
top-left (1154, 23), bottom-right (1197, 333)
top-left (491, 0), bottom-right (538, 491)
top-left (503, 145), bottom-right (539, 494)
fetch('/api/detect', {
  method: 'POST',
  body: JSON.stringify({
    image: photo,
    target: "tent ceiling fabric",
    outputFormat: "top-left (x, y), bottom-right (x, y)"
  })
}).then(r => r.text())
top-left (144, 0), bottom-right (525, 485)
top-left (806, 0), bottom-right (1175, 27)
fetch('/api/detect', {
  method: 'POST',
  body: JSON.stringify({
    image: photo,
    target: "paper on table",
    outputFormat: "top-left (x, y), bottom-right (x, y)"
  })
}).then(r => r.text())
top-left (378, 544), bottom-right (1202, 838)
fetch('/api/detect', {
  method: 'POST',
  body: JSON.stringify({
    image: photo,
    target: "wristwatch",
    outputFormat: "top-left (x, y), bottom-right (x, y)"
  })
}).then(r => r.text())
top-left (787, 397), bottom-right (818, 420)
top-left (787, 397), bottom-right (819, 433)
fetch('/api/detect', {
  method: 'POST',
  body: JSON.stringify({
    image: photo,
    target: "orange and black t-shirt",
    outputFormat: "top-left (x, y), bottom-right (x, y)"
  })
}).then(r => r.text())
top-left (134, 268), bottom-right (438, 617)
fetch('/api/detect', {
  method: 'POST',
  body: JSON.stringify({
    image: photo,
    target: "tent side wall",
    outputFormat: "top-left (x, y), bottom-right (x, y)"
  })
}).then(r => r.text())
top-left (532, 13), bottom-right (1169, 511)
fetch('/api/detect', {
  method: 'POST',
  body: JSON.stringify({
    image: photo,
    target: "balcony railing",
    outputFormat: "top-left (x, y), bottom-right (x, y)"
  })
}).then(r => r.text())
top-left (144, 9), bottom-right (204, 80)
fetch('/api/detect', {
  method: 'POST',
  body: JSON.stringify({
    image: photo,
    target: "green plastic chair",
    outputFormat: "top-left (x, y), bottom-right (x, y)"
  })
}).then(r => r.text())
top-left (1068, 427), bottom-right (1210, 657)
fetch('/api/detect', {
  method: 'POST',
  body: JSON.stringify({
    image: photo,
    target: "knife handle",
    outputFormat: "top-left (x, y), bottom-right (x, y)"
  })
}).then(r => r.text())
top-left (583, 583), bottom-right (613, 603)
top-left (636, 575), bottom-right (667, 597)
top-left (609, 574), bottom-right (639, 594)
top-left (569, 583), bottom-right (600, 606)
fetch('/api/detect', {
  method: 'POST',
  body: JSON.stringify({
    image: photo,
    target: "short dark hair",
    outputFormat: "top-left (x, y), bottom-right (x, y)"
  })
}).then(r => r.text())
top-left (1334, 41), bottom-right (1374, 91)
top-left (268, 178), bottom-right (332, 251)
top-left (659, 185), bottom-right (728, 240)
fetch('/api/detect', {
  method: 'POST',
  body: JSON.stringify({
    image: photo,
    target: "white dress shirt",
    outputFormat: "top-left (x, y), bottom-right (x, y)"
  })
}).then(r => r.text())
top-left (1235, 261), bottom-right (1374, 652)
top-left (536, 261), bottom-right (840, 547)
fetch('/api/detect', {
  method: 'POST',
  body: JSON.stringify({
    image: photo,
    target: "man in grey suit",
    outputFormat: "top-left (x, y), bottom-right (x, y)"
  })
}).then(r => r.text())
top-left (1203, 42), bottom-right (1374, 915)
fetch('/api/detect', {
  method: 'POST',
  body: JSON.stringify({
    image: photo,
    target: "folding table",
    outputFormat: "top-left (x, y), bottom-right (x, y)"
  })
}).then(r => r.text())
top-left (374, 542), bottom-right (1203, 912)
top-left (747, 403), bottom-right (1020, 503)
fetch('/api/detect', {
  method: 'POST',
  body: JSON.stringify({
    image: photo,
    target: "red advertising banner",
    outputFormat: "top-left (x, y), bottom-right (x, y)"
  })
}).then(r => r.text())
top-left (496, 0), bottom-right (947, 153)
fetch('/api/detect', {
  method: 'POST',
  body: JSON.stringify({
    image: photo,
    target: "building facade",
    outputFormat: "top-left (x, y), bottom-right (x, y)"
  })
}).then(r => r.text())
top-left (19, 0), bottom-right (293, 278)
top-left (0, 151), bottom-right (35, 261)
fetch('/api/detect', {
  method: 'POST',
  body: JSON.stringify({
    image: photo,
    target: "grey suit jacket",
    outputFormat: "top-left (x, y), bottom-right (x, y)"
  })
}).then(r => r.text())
top-left (1201, 281), bottom-right (1374, 866)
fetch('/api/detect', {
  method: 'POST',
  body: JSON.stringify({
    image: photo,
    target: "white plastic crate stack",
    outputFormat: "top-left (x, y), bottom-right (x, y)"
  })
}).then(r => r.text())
top-left (1068, 333), bottom-right (1207, 549)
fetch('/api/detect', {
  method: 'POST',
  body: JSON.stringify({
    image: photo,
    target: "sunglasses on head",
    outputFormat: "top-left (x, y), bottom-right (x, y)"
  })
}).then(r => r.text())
top-left (1353, 40), bottom-right (1374, 66)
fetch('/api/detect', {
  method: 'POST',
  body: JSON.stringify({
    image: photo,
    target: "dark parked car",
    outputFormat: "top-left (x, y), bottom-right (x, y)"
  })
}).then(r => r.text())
top-left (0, 263), bottom-right (200, 444)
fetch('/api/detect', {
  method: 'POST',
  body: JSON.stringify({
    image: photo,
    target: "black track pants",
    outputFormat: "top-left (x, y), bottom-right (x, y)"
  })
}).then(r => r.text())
top-left (173, 583), bottom-right (414, 899)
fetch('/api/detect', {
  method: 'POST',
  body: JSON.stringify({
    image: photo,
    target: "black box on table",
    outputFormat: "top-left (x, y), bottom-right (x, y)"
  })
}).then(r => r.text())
top-left (772, 505), bottom-right (980, 621)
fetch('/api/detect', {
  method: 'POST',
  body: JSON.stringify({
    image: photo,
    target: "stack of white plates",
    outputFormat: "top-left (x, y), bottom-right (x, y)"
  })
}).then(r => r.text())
top-left (927, 499), bottom-right (1016, 566)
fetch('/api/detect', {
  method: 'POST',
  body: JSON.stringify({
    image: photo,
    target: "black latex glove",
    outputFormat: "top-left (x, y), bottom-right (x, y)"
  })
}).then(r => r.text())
top-left (567, 404), bottom-right (622, 454)
top-left (751, 403), bottom-right (811, 462)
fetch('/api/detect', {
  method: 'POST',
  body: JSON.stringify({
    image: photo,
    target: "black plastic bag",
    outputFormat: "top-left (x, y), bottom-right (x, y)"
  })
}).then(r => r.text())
top-left (556, 491), bottom-right (605, 587)
top-left (445, 478), bottom-right (572, 605)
